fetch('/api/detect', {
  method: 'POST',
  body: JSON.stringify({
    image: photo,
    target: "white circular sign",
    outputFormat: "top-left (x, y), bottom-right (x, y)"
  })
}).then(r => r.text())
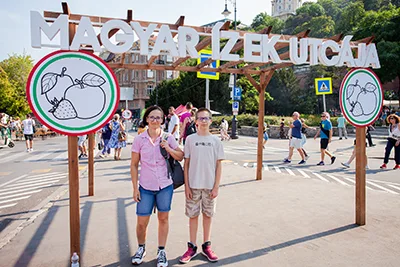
top-left (339, 68), bottom-right (383, 127)
top-left (122, 109), bottom-right (132, 119)
top-left (27, 50), bottom-right (120, 136)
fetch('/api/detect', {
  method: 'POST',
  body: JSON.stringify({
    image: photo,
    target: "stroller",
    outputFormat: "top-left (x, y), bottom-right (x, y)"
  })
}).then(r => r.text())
top-left (0, 126), bottom-right (15, 148)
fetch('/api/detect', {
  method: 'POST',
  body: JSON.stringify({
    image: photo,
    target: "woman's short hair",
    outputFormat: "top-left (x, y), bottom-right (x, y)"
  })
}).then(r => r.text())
top-left (113, 114), bottom-right (120, 120)
top-left (142, 106), bottom-right (165, 126)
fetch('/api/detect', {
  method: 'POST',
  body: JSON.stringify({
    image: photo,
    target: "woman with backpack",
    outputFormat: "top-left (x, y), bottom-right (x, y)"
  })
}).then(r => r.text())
top-left (181, 109), bottom-right (197, 145)
top-left (108, 114), bottom-right (126, 160)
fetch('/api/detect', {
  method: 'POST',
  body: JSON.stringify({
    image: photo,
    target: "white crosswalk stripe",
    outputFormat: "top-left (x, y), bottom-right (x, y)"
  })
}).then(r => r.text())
top-left (22, 174), bottom-right (66, 183)
top-left (284, 167), bottom-right (295, 176)
top-left (312, 172), bottom-right (329, 182)
top-left (10, 178), bottom-right (60, 187)
top-left (22, 151), bottom-right (57, 162)
top-left (387, 184), bottom-right (400, 192)
top-left (52, 151), bottom-right (69, 161)
top-left (263, 164), bottom-right (269, 171)
top-left (1, 151), bottom-right (29, 164)
top-left (0, 195), bottom-right (30, 205)
top-left (0, 190), bottom-right (42, 200)
top-left (326, 174), bottom-right (350, 186)
top-left (298, 170), bottom-right (310, 178)
top-left (274, 166), bottom-right (282, 173)
top-left (366, 181), bottom-right (399, 194)
top-left (0, 203), bottom-right (17, 210)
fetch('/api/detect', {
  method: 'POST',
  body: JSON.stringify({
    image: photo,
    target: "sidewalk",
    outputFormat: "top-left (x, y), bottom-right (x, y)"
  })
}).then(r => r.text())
top-left (0, 153), bottom-right (399, 266)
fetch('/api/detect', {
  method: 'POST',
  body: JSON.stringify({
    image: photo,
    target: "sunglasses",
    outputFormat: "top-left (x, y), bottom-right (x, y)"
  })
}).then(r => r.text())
top-left (321, 115), bottom-right (326, 117)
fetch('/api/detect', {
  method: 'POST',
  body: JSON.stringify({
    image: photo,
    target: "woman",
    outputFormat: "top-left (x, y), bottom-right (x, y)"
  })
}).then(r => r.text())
top-left (300, 118), bottom-right (310, 160)
top-left (108, 114), bottom-right (126, 160)
top-left (220, 118), bottom-right (230, 141)
top-left (380, 114), bottom-right (400, 170)
top-left (130, 106), bottom-right (184, 267)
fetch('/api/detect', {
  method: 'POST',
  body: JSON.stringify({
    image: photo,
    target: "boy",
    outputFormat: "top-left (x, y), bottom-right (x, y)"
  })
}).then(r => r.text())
top-left (180, 108), bottom-right (224, 264)
top-left (314, 112), bottom-right (336, 165)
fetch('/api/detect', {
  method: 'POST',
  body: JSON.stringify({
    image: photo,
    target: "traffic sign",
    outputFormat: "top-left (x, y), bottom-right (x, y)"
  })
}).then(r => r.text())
top-left (26, 50), bottom-right (120, 136)
top-left (197, 49), bottom-right (220, 80)
top-left (122, 109), bottom-right (132, 120)
top-left (339, 68), bottom-right (383, 127)
top-left (233, 87), bottom-right (242, 101)
top-left (315, 78), bottom-right (332, 95)
top-left (232, 101), bottom-right (239, 112)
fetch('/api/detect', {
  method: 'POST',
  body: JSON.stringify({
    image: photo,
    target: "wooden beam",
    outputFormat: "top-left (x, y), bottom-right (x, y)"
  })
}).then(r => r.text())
top-left (88, 134), bottom-right (94, 196)
top-left (219, 60), bottom-right (244, 70)
top-left (243, 62), bottom-right (265, 70)
top-left (244, 73), bottom-right (260, 91)
top-left (197, 58), bottom-right (213, 69)
top-left (62, 2), bottom-right (70, 16)
top-left (109, 62), bottom-right (262, 75)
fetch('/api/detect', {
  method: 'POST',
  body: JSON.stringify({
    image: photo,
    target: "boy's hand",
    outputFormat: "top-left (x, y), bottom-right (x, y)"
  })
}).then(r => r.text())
top-left (185, 186), bottom-right (193, 200)
top-left (210, 187), bottom-right (219, 199)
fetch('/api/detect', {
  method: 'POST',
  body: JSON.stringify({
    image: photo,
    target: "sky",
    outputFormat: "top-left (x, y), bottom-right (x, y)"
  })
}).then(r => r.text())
top-left (0, 0), bottom-right (274, 62)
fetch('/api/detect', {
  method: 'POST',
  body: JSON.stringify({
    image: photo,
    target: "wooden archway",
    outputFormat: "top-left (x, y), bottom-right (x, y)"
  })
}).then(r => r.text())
top-left (42, 2), bottom-right (374, 263)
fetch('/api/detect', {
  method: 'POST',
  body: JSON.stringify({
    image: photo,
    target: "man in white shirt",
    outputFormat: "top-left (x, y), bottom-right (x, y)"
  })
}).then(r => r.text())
top-left (22, 114), bottom-right (36, 152)
top-left (168, 106), bottom-right (180, 141)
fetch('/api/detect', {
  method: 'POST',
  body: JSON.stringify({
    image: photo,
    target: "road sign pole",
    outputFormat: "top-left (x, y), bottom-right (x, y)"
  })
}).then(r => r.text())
top-left (323, 94), bottom-right (326, 112)
top-left (231, 74), bottom-right (239, 139)
top-left (126, 100), bottom-right (128, 110)
top-left (206, 78), bottom-right (210, 110)
top-left (355, 127), bottom-right (366, 225)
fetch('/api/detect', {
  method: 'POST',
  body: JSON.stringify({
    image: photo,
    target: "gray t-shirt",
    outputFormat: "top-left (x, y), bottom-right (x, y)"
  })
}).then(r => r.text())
top-left (184, 133), bottom-right (225, 189)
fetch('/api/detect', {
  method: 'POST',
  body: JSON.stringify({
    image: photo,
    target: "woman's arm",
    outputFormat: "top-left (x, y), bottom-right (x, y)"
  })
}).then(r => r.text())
top-left (120, 122), bottom-right (125, 131)
top-left (130, 152), bottom-right (140, 202)
top-left (160, 139), bottom-right (184, 161)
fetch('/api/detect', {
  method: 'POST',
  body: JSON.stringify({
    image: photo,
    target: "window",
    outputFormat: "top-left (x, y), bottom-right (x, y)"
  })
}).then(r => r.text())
top-left (135, 88), bottom-right (139, 96)
top-left (124, 56), bottom-right (129, 64)
top-left (131, 54), bottom-right (135, 63)
top-left (167, 55), bottom-right (173, 62)
top-left (131, 70), bottom-right (135, 79)
top-left (166, 70), bottom-right (173, 79)
top-left (289, 4), bottom-right (291, 9)
top-left (147, 85), bottom-right (154, 96)
top-left (147, 70), bottom-right (154, 78)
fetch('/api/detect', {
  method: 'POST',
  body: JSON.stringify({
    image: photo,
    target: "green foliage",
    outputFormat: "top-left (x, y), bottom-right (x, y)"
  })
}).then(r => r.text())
top-left (0, 54), bottom-right (33, 118)
top-left (250, 12), bottom-right (284, 33)
top-left (336, 1), bottom-right (365, 34)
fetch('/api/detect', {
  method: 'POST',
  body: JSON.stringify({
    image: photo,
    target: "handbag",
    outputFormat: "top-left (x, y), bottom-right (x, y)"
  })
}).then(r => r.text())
top-left (118, 131), bottom-right (127, 142)
top-left (160, 133), bottom-right (184, 189)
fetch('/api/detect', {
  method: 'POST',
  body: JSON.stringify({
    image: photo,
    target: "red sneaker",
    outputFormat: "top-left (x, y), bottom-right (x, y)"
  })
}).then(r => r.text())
top-left (380, 163), bottom-right (387, 169)
top-left (179, 242), bottom-right (197, 264)
top-left (394, 165), bottom-right (400, 170)
top-left (201, 241), bottom-right (218, 262)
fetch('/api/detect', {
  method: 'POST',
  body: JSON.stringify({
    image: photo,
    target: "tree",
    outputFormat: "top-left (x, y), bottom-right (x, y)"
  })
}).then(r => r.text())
top-left (336, 1), bottom-right (365, 34)
top-left (0, 54), bottom-right (33, 118)
top-left (250, 12), bottom-right (284, 33)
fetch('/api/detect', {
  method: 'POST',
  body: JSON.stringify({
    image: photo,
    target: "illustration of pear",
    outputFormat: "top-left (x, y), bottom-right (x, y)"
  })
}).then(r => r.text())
top-left (346, 80), bottom-right (362, 107)
top-left (41, 67), bottom-right (74, 105)
top-left (63, 73), bottom-right (106, 119)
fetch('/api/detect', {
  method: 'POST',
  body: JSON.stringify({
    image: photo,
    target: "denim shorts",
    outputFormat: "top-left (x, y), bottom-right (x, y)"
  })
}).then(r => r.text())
top-left (136, 184), bottom-right (173, 216)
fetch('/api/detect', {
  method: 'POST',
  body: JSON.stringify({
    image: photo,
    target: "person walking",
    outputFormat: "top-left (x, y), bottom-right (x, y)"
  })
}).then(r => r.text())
top-left (279, 118), bottom-right (286, 139)
top-left (108, 114), bottom-right (126, 160)
top-left (168, 106), bottom-right (180, 141)
top-left (130, 106), bottom-right (184, 267)
top-left (263, 121), bottom-right (268, 148)
top-left (22, 114), bottom-right (36, 152)
top-left (300, 118), bottom-right (310, 160)
top-left (283, 112), bottom-right (306, 164)
top-left (337, 114), bottom-right (348, 140)
top-left (99, 121), bottom-right (112, 158)
top-left (179, 108), bottom-right (224, 264)
top-left (341, 138), bottom-right (369, 169)
top-left (314, 112), bottom-right (336, 165)
top-left (380, 114), bottom-right (400, 170)
top-left (366, 125), bottom-right (376, 147)
top-left (180, 102), bottom-right (193, 145)
top-left (219, 118), bottom-right (230, 141)
top-left (78, 135), bottom-right (88, 159)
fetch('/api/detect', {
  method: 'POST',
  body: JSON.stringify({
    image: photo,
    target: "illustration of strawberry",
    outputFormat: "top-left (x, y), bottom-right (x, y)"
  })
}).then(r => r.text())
top-left (49, 98), bottom-right (78, 120)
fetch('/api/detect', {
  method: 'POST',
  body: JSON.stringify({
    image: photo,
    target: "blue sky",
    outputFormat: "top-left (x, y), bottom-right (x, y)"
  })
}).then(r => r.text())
top-left (0, 0), bottom-right (274, 62)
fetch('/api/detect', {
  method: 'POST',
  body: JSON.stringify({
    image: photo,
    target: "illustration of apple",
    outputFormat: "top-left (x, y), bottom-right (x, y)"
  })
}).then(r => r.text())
top-left (41, 67), bottom-right (74, 105)
top-left (356, 88), bottom-right (378, 115)
top-left (63, 73), bottom-right (106, 119)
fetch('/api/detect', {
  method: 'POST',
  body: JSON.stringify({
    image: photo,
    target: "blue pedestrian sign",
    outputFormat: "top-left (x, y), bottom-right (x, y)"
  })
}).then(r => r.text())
top-left (233, 87), bottom-right (242, 101)
top-left (232, 101), bottom-right (239, 111)
top-left (197, 49), bottom-right (220, 80)
top-left (315, 77), bottom-right (333, 95)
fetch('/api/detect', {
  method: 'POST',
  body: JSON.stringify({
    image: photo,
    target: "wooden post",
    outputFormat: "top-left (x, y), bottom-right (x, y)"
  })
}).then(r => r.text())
top-left (68, 136), bottom-right (80, 256)
top-left (256, 85), bottom-right (265, 180)
top-left (88, 133), bottom-right (95, 196)
top-left (355, 127), bottom-right (366, 225)
top-left (256, 71), bottom-right (275, 180)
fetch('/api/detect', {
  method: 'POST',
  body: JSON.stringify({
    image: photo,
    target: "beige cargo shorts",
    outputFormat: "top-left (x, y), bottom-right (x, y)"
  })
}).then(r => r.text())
top-left (185, 189), bottom-right (216, 218)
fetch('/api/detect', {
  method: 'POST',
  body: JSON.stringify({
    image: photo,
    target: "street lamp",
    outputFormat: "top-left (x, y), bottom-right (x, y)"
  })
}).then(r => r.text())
top-left (221, 0), bottom-right (239, 139)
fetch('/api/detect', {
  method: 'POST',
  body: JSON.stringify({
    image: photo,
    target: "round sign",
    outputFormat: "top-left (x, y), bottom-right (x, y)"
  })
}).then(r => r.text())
top-left (339, 68), bottom-right (383, 127)
top-left (122, 109), bottom-right (132, 120)
top-left (26, 50), bottom-right (120, 136)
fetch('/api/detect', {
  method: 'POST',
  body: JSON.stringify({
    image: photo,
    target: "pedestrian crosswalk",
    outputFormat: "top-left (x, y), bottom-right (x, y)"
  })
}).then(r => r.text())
top-left (0, 172), bottom-right (67, 210)
top-left (239, 162), bottom-right (400, 195)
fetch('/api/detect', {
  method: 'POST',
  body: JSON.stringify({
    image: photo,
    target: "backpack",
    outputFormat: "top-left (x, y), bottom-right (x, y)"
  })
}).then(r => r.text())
top-left (185, 119), bottom-right (197, 137)
top-left (160, 133), bottom-right (184, 189)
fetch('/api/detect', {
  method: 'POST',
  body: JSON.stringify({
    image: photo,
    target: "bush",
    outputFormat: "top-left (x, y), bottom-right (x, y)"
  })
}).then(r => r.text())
top-left (212, 114), bottom-right (341, 128)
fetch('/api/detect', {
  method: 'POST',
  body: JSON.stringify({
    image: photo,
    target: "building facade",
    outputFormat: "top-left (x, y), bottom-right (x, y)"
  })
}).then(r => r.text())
top-left (271, 0), bottom-right (302, 20)
top-left (104, 39), bottom-right (179, 114)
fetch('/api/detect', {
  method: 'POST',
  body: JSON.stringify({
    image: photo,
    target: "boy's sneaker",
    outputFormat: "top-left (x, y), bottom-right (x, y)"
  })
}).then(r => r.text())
top-left (202, 241), bottom-right (218, 262)
top-left (298, 160), bottom-right (306, 164)
top-left (380, 163), bottom-right (387, 169)
top-left (341, 162), bottom-right (350, 168)
top-left (179, 242), bottom-right (198, 264)
top-left (317, 161), bottom-right (325, 166)
top-left (132, 246), bottom-right (146, 265)
top-left (283, 159), bottom-right (291, 163)
top-left (157, 249), bottom-right (168, 267)
top-left (331, 156), bottom-right (336, 164)
top-left (394, 165), bottom-right (400, 170)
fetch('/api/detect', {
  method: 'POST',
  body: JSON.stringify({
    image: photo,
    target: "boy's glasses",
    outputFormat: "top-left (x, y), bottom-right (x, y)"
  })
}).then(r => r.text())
top-left (148, 116), bottom-right (162, 122)
top-left (197, 117), bottom-right (211, 122)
